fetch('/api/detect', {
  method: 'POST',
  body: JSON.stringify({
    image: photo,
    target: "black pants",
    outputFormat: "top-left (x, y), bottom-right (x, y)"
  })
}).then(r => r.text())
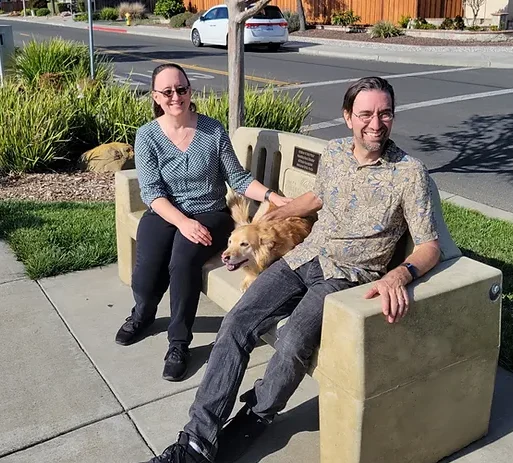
top-left (131, 209), bottom-right (234, 349)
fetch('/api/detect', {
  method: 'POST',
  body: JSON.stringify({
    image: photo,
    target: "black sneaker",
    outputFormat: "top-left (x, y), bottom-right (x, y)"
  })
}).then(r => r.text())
top-left (215, 404), bottom-right (270, 463)
top-left (115, 315), bottom-right (153, 346)
top-left (142, 432), bottom-right (208, 463)
top-left (162, 346), bottom-right (189, 381)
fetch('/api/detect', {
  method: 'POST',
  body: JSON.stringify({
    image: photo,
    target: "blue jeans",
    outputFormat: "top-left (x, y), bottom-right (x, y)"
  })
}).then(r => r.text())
top-left (183, 257), bottom-right (357, 461)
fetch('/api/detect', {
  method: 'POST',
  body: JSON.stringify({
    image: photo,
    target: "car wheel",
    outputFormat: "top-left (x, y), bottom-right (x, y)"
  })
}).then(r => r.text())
top-left (192, 29), bottom-right (203, 47)
top-left (268, 43), bottom-right (280, 52)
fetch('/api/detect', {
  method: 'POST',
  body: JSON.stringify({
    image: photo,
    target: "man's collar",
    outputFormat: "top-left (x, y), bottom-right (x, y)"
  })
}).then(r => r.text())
top-left (345, 138), bottom-right (398, 167)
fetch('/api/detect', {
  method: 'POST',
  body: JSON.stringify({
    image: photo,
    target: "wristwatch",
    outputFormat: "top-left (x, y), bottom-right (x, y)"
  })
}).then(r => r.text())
top-left (264, 189), bottom-right (274, 202)
top-left (400, 262), bottom-right (418, 280)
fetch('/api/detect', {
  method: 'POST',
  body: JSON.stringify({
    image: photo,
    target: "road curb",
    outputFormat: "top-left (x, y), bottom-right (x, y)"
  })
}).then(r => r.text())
top-left (440, 192), bottom-right (513, 223)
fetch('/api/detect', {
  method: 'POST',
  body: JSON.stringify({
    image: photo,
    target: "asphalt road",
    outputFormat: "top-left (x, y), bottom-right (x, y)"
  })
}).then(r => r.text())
top-left (5, 20), bottom-right (513, 213)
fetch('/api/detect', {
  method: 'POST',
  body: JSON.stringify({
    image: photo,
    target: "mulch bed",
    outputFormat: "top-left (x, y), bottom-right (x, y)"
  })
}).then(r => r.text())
top-left (0, 171), bottom-right (115, 202)
top-left (292, 29), bottom-right (513, 47)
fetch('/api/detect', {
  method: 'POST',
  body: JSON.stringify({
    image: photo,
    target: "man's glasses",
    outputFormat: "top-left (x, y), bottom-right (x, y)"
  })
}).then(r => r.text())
top-left (353, 111), bottom-right (394, 124)
top-left (153, 86), bottom-right (190, 98)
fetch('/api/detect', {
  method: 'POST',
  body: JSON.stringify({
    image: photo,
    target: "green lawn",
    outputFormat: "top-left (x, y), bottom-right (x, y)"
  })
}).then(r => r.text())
top-left (0, 200), bottom-right (116, 280)
top-left (0, 199), bottom-right (511, 371)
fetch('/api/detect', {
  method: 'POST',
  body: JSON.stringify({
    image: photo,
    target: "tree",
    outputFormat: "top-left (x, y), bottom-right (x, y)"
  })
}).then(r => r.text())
top-left (227, 0), bottom-right (271, 137)
top-left (297, 0), bottom-right (306, 32)
top-left (463, 0), bottom-right (486, 26)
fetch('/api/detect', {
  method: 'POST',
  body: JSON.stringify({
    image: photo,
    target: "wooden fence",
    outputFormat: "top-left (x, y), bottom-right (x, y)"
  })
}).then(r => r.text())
top-left (15, 0), bottom-right (462, 24)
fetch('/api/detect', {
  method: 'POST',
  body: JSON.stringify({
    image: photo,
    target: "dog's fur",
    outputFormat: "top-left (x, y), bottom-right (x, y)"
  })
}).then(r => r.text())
top-left (222, 191), bottom-right (314, 292)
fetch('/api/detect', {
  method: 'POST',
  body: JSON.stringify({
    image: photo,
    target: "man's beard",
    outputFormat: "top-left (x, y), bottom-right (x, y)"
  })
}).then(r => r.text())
top-left (356, 134), bottom-right (388, 153)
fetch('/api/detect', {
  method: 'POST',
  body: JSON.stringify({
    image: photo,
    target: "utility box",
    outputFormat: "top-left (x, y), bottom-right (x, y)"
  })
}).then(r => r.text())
top-left (0, 25), bottom-right (15, 85)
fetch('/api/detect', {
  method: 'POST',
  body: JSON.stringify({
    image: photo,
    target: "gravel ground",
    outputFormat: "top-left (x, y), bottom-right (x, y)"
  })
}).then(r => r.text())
top-left (0, 172), bottom-right (115, 202)
top-left (292, 28), bottom-right (513, 47)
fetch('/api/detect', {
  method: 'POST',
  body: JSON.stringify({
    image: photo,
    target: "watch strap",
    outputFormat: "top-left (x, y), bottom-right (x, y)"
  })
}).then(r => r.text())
top-left (401, 262), bottom-right (418, 280)
top-left (264, 189), bottom-right (274, 202)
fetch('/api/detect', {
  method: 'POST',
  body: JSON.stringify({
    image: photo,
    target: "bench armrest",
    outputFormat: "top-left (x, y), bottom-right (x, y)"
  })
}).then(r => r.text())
top-left (315, 256), bottom-right (502, 462)
top-left (317, 256), bottom-right (502, 399)
top-left (115, 169), bottom-right (146, 215)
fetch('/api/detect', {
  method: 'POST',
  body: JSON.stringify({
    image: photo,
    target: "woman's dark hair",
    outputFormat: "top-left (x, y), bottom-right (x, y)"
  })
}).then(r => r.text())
top-left (151, 63), bottom-right (197, 118)
top-left (342, 77), bottom-right (395, 114)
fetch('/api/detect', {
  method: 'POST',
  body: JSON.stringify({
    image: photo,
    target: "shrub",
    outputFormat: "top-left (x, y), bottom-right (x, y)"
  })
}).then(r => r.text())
top-left (417, 22), bottom-right (437, 29)
top-left (283, 10), bottom-right (300, 33)
top-left (466, 25), bottom-right (481, 31)
top-left (73, 12), bottom-right (87, 21)
top-left (118, 1), bottom-right (147, 19)
top-left (195, 85), bottom-right (312, 134)
top-left (73, 83), bottom-right (152, 149)
top-left (370, 21), bottom-right (403, 38)
top-left (453, 15), bottom-right (465, 30)
top-left (36, 7), bottom-right (50, 16)
top-left (489, 25), bottom-right (499, 31)
top-left (0, 9), bottom-right (4, 15)
top-left (0, 83), bottom-right (78, 173)
top-left (185, 10), bottom-right (205, 27)
top-left (29, 0), bottom-right (47, 9)
top-left (331, 9), bottom-right (360, 26)
top-left (169, 11), bottom-right (193, 28)
top-left (154, 0), bottom-right (185, 19)
top-left (398, 14), bottom-right (410, 28)
top-left (439, 17), bottom-right (454, 30)
top-left (57, 3), bottom-right (69, 14)
top-left (14, 38), bottom-right (112, 87)
top-left (99, 7), bottom-right (119, 21)
top-left (73, 11), bottom-right (100, 21)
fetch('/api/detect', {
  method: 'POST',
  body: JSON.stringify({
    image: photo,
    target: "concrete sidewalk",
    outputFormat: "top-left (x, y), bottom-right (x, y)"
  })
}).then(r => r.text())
top-left (1, 235), bottom-right (513, 463)
top-left (3, 15), bottom-right (513, 68)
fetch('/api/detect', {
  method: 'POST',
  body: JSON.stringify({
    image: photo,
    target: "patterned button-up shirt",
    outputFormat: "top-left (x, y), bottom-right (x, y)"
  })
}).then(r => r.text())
top-left (284, 137), bottom-right (439, 283)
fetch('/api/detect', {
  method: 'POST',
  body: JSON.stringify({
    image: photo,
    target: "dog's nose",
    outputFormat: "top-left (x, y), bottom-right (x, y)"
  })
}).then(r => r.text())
top-left (222, 254), bottom-right (230, 262)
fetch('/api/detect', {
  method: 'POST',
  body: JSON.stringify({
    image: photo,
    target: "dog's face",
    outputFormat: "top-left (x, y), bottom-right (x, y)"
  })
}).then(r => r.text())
top-left (221, 225), bottom-right (273, 271)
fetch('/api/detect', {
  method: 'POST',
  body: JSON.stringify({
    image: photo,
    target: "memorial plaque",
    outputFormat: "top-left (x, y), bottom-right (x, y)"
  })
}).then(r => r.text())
top-left (292, 147), bottom-right (321, 174)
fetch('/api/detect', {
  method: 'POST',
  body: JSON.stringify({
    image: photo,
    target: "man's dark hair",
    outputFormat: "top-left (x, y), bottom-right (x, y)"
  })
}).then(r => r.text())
top-left (342, 77), bottom-right (395, 114)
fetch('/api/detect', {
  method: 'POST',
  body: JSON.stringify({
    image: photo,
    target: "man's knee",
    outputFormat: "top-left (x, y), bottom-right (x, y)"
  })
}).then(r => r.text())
top-left (275, 323), bottom-right (318, 366)
top-left (217, 306), bottom-right (256, 353)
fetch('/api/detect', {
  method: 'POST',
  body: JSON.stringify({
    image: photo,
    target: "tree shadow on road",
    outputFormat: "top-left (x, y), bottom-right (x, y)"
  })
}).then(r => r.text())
top-left (412, 113), bottom-right (513, 182)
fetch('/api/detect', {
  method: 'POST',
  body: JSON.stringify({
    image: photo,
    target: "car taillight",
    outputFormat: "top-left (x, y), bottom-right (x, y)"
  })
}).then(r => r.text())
top-left (278, 21), bottom-right (288, 28)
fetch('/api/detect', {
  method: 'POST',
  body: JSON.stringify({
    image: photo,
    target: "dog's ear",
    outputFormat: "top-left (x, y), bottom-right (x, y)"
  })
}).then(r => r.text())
top-left (259, 236), bottom-right (275, 249)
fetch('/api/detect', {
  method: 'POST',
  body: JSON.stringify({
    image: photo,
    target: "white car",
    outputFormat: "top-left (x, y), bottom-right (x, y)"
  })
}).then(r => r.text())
top-left (190, 4), bottom-right (288, 51)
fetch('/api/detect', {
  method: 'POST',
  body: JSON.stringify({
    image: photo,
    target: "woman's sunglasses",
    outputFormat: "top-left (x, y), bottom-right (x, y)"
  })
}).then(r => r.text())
top-left (153, 86), bottom-right (190, 98)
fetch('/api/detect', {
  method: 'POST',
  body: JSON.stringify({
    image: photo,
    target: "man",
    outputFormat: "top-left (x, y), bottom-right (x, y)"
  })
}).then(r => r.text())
top-left (143, 77), bottom-right (441, 463)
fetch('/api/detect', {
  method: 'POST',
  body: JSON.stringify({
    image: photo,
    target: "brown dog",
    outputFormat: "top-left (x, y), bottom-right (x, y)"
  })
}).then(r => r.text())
top-left (222, 191), bottom-right (314, 292)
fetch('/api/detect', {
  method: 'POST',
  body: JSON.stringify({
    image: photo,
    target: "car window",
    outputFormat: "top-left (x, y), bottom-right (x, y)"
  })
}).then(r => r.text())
top-left (203, 8), bottom-right (219, 20)
top-left (217, 7), bottom-right (228, 19)
top-left (253, 6), bottom-right (284, 19)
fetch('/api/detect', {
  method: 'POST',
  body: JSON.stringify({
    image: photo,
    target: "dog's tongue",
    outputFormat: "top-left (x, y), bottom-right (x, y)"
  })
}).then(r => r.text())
top-left (226, 263), bottom-right (236, 271)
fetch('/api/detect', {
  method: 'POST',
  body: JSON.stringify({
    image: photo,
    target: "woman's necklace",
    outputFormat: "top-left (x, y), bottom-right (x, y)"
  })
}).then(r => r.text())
top-left (171, 127), bottom-right (190, 146)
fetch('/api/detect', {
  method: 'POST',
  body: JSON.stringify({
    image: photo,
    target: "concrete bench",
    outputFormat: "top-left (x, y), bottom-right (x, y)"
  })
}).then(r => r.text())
top-left (115, 127), bottom-right (503, 463)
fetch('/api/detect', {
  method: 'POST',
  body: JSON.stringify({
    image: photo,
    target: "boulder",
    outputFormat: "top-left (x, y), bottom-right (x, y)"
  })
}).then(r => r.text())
top-left (80, 143), bottom-right (135, 172)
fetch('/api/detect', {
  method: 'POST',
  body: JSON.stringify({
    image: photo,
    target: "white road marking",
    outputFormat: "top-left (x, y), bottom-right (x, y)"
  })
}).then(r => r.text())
top-left (301, 87), bottom-right (513, 133)
top-left (280, 67), bottom-right (479, 91)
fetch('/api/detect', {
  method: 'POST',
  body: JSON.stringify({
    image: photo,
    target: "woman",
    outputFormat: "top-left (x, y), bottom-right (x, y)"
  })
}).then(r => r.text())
top-left (115, 63), bottom-right (290, 382)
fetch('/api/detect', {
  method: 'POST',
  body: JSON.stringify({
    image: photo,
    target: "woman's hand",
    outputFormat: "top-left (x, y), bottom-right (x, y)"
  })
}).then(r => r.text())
top-left (178, 218), bottom-right (212, 246)
top-left (269, 192), bottom-right (293, 207)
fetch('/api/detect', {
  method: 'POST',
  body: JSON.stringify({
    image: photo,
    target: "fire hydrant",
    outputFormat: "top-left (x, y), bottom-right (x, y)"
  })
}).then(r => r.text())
top-left (125, 12), bottom-right (132, 26)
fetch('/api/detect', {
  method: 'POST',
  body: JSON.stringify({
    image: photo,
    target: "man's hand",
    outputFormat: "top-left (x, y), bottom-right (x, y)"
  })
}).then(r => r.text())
top-left (364, 270), bottom-right (410, 324)
top-left (177, 218), bottom-right (212, 246)
top-left (269, 192), bottom-right (293, 207)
